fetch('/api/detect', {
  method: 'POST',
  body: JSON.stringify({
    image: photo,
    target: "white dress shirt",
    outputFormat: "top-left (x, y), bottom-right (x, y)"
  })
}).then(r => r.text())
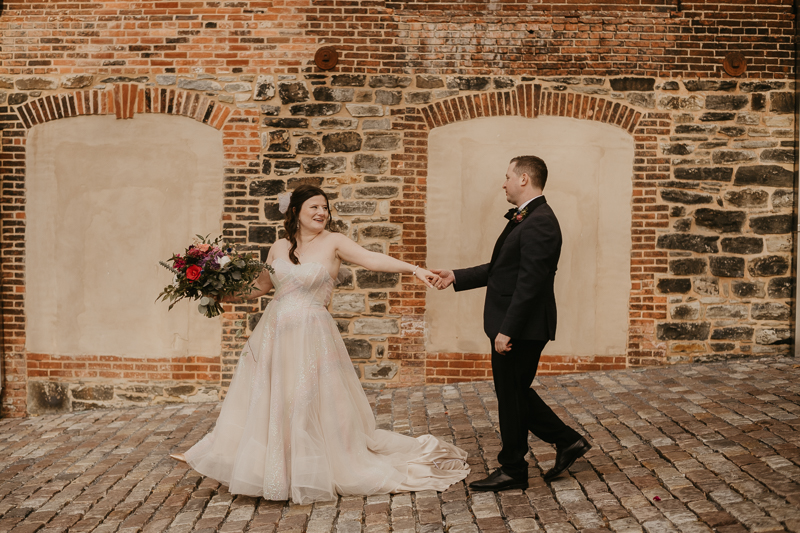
top-left (516, 194), bottom-right (542, 212)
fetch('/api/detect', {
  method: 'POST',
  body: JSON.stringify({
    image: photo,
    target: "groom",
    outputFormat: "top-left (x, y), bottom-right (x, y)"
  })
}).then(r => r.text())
top-left (433, 155), bottom-right (590, 491)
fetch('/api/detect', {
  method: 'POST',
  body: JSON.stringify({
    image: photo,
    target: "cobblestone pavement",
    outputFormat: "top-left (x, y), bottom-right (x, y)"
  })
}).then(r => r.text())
top-left (1, 356), bottom-right (800, 533)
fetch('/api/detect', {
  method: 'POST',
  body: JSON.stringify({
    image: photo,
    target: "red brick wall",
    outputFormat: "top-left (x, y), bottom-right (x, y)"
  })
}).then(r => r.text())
top-left (425, 353), bottom-right (628, 385)
top-left (27, 354), bottom-right (220, 382)
top-left (1, 1), bottom-right (794, 77)
top-left (384, 0), bottom-right (794, 76)
top-left (0, 0), bottom-right (795, 416)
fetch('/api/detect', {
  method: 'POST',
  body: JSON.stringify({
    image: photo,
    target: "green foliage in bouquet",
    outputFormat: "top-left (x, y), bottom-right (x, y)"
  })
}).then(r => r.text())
top-left (157, 234), bottom-right (272, 318)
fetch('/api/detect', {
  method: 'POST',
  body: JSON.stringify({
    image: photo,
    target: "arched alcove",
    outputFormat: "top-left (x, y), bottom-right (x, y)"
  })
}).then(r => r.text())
top-left (26, 113), bottom-right (224, 359)
top-left (425, 115), bottom-right (634, 359)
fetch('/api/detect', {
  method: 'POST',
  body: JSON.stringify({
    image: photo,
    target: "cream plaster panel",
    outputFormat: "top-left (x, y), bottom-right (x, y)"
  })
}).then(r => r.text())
top-left (426, 115), bottom-right (633, 356)
top-left (27, 114), bottom-right (223, 358)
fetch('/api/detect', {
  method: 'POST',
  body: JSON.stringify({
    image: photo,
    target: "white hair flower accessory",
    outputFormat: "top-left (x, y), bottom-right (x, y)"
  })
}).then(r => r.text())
top-left (278, 192), bottom-right (292, 214)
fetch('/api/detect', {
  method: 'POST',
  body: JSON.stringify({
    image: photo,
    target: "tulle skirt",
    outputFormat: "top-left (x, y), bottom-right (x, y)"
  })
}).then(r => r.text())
top-left (184, 298), bottom-right (469, 504)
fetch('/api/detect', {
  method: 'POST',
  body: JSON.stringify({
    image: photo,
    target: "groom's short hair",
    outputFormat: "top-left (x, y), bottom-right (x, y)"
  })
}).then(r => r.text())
top-left (510, 155), bottom-right (548, 190)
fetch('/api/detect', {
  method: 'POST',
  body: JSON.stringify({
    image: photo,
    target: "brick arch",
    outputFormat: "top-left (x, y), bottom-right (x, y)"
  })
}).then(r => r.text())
top-left (403, 84), bottom-right (650, 384)
top-left (15, 84), bottom-right (234, 130)
top-left (0, 83), bottom-right (251, 417)
top-left (419, 84), bottom-right (642, 134)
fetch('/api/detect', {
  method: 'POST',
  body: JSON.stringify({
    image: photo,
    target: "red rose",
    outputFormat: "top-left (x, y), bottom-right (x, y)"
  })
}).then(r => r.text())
top-left (186, 265), bottom-right (202, 281)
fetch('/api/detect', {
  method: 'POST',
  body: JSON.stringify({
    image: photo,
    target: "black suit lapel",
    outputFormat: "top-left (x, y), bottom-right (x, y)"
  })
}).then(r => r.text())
top-left (490, 220), bottom-right (516, 267)
top-left (489, 196), bottom-right (547, 269)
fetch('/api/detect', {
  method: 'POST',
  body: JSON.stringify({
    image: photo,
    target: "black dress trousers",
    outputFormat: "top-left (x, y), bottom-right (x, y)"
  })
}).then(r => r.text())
top-left (490, 339), bottom-right (581, 479)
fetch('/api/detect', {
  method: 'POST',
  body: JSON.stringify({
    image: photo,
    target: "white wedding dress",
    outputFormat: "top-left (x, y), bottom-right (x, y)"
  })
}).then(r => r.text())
top-left (184, 258), bottom-right (469, 504)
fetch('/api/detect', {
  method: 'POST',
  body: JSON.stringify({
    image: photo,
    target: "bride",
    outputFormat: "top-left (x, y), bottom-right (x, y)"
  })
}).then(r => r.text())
top-left (171, 184), bottom-right (469, 504)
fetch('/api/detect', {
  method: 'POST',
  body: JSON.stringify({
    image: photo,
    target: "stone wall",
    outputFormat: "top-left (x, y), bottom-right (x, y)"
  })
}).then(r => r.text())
top-left (0, 0), bottom-right (795, 416)
top-left (652, 82), bottom-right (796, 362)
top-left (25, 380), bottom-right (219, 416)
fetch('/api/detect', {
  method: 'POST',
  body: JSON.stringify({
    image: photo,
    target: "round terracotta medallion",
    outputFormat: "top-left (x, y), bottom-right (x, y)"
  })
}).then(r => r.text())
top-left (314, 47), bottom-right (339, 70)
top-left (723, 52), bottom-right (746, 77)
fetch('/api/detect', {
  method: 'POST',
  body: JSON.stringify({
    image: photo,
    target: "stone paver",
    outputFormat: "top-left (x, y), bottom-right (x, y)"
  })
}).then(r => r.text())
top-left (1, 356), bottom-right (799, 532)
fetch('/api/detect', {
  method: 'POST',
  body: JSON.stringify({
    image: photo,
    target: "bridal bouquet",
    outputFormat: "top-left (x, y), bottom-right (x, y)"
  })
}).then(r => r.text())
top-left (157, 235), bottom-right (269, 318)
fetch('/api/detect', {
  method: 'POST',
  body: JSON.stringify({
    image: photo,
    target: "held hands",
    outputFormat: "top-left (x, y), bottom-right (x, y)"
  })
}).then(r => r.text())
top-left (430, 269), bottom-right (455, 290)
top-left (413, 267), bottom-right (441, 289)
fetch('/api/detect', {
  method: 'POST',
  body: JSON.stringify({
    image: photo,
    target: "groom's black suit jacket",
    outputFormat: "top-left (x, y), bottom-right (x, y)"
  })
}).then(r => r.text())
top-left (452, 196), bottom-right (560, 342)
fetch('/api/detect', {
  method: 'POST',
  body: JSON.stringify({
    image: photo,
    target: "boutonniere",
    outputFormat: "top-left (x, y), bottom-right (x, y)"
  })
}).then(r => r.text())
top-left (512, 205), bottom-right (531, 224)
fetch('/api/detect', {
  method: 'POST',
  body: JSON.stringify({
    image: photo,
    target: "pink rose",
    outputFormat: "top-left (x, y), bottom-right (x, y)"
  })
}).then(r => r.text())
top-left (198, 244), bottom-right (210, 252)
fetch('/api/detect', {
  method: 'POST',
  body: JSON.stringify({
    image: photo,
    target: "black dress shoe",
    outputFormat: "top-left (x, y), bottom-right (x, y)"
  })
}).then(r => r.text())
top-left (543, 437), bottom-right (591, 482)
top-left (469, 468), bottom-right (528, 492)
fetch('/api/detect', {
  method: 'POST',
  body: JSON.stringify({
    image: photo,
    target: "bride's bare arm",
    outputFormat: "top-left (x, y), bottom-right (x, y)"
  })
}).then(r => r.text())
top-left (222, 249), bottom-right (275, 302)
top-left (244, 268), bottom-right (274, 299)
top-left (333, 233), bottom-right (438, 288)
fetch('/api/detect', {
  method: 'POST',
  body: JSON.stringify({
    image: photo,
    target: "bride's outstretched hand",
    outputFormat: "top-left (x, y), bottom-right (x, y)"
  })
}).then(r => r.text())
top-left (414, 267), bottom-right (440, 289)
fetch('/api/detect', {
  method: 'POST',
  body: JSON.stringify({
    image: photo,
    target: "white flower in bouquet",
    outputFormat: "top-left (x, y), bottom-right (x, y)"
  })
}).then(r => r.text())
top-left (218, 256), bottom-right (231, 268)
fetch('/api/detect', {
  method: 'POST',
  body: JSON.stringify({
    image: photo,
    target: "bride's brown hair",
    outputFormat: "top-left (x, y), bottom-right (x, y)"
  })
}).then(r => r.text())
top-left (284, 184), bottom-right (333, 265)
